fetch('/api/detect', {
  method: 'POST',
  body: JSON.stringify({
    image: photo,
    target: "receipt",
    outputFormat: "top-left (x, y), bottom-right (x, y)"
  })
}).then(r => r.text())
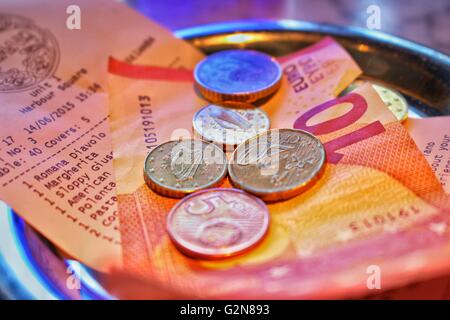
top-left (405, 116), bottom-right (450, 194)
top-left (0, 0), bottom-right (203, 270)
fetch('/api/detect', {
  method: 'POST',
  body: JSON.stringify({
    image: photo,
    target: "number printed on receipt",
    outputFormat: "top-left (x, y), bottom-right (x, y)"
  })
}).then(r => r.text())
top-left (0, 0), bottom-right (203, 270)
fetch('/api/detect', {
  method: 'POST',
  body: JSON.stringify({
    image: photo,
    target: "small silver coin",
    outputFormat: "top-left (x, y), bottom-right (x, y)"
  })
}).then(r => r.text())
top-left (193, 104), bottom-right (270, 147)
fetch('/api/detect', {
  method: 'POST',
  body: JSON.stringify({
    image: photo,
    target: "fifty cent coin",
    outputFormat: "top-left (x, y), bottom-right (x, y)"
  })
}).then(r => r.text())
top-left (194, 49), bottom-right (282, 104)
top-left (193, 104), bottom-right (270, 147)
top-left (228, 129), bottom-right (326, 202)
top-left (144, 139), bottom-right (227, 198)
top-left (166, 188), bottom-right (270, 259)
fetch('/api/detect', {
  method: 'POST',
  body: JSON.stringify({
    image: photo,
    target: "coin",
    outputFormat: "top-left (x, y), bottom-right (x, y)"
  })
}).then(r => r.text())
top-left (228, 129), bottom-right (326, 202)
top-left (193, 104), bottom-right (270, 148)
top-left (340, 80), bottom-right (409, 122)
top-left (372, 83), bottom-right (408, 122)
top-left (144, 139), bottom-right (227, 198)
top-left (194, 49), bottom-right (282, 104)
top-left (166, 188), bottom-right (270, 259)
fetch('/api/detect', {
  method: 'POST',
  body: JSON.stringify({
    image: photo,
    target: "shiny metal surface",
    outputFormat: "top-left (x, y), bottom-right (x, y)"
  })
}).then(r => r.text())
top-left (179, 20), bottom-right (450, 117)
top-left (0, 20), bottom-right (449, 299)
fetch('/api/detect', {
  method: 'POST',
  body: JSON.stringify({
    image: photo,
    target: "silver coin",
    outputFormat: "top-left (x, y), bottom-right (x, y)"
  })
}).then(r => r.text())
top-left (194, 49), bottom-right (282, 103)
top-left (193, 104), bottom-right (270, 147)
top-left (144, 139), bottom-right (227, 198)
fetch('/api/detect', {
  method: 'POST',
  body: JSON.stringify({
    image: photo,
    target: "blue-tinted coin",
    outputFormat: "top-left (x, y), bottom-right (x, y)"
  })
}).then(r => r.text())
top-left (194, 50), bottom-right (282, 103)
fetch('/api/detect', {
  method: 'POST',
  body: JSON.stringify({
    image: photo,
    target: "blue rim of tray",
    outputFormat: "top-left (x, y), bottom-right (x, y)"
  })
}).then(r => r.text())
top-left (177, 19), bottom-right (450, 65)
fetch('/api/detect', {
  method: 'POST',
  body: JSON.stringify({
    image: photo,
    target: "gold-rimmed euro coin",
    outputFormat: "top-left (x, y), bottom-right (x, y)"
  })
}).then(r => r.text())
top-left (372, 83), bottom-right (408, 122)
top-left (144, 139), bottom-right (227, 198)
top-left (192, 104), bottom-right (270, 148)
top-left (228, 129), bottom-right (326, 202)
top-left (194, 49), bottom-right (282, 104)
top-left (340, 80), bottom-right (409, 122)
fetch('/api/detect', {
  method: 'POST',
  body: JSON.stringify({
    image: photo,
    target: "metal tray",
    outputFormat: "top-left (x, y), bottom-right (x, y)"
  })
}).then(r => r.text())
top-left (0, 20), bottom-right (449, 299)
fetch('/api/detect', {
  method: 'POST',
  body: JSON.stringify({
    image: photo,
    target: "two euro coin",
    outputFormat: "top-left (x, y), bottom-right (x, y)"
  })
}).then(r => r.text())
top-left (194, 49), bottom-right (282, 104)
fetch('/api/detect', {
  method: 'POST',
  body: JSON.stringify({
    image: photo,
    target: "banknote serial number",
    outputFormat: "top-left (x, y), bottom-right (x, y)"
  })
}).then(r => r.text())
top-left (138, 95), bottom-right (158, 150)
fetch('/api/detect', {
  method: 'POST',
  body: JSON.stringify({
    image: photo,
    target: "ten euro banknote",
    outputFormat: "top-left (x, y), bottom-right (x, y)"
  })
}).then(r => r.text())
top-left (107, 38), bottom-right (449, 298)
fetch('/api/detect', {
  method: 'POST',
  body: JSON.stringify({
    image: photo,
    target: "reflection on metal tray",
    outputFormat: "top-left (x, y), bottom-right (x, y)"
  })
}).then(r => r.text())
top-left (0, 20), bottom-right (449, 300)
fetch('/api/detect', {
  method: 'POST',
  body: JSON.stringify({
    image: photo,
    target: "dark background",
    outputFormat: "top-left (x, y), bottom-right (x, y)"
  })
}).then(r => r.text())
top-left (128, 0), bottom-right (450, 54)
